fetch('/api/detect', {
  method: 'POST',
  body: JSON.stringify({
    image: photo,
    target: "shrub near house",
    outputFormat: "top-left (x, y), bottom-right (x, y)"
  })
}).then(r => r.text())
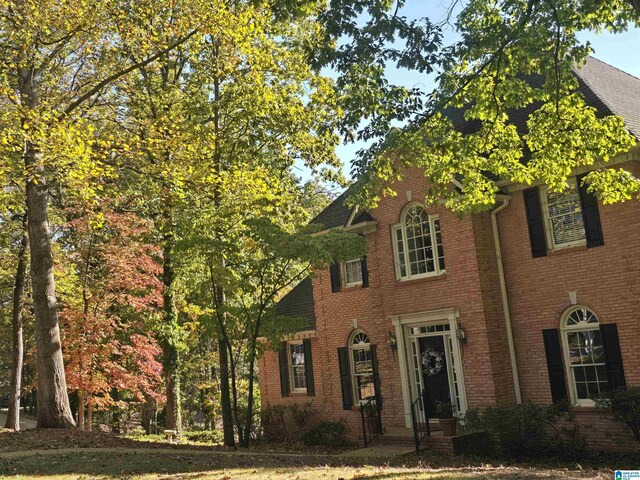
top-left (258, 57), bottom-right (640, 452)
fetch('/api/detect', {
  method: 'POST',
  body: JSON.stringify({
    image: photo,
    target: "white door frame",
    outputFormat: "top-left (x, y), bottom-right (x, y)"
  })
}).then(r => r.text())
top-left (390, 308), bottom-right (468, 428)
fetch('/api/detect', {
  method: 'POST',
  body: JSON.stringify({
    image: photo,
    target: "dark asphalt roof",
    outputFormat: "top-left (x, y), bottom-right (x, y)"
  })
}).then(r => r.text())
top-left (577, 56), bottom-right (640, 139)
top-left (309, 187), bottom-right (354, 230)
top-left (313, 57), bottom-right (640, 231)
top-left (443, 56), bottom-right (640, 139)
top-left (274, 276), bottom-right (315, 331)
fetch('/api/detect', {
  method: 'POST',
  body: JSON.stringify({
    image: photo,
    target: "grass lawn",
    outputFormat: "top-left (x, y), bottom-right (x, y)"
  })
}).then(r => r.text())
top-left (0, 451), bottom-right (614, 479)
top-left (0, 428), bottom-right (625, 479)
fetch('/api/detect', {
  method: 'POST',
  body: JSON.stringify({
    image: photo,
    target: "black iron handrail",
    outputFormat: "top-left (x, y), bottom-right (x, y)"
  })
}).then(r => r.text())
top-left (410, 389), bottom-right (431, 452)
top-left (359, 397), bottom-right (382, 447)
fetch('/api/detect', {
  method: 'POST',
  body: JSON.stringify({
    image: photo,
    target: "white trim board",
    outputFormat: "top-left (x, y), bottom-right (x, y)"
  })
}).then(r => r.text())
top-left (390, 307), bottom-right (468, 428)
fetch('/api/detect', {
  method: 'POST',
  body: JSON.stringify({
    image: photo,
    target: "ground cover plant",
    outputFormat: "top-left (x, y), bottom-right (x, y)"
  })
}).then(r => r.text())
top-left (460, 401), bottom-right (586, 460)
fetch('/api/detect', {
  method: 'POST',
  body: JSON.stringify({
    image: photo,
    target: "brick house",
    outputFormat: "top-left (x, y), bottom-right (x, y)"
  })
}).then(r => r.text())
top-left (258, 56), bottom-right (640, 451)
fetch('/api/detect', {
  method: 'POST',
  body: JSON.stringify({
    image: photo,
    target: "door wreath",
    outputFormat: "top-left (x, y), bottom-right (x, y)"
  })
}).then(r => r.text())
top-left (421, 348), bottom-right (444, 377)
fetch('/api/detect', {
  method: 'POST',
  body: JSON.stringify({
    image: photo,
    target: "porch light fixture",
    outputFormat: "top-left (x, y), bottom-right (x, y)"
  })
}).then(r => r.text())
top-left (386, 330), bottom-right (397, 351)
top-left (456, 326), bottom-right (467, 343)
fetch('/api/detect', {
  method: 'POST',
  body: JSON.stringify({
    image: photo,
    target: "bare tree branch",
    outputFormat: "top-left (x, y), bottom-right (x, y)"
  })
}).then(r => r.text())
top-left (64, 28), bottom-right (199, 116)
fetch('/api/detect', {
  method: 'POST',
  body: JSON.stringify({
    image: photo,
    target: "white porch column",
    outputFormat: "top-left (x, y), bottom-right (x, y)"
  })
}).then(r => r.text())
top-left (392, 317), bottom-right (413, 428)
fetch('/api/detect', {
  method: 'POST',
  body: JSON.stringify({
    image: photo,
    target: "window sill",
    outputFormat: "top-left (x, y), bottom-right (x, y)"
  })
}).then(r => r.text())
top-left (547, 244), bottom-right (587, 256)
top-left (396, 272), bottom-right (446, 285)
top-left (290, 390), bottom-right (308, 396)
top-left (569, 404), bottom-right (599, 413)
top-left (341, 283), bottom-right (363, 291)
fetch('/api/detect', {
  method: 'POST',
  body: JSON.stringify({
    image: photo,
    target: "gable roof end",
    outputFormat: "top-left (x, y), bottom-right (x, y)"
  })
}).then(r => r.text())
top-left (309, 188), bottom-right (354, 230)
top-left (274, 276), bottom-right (316, 331)
top-left (576, 56), bottom-right (640, 140)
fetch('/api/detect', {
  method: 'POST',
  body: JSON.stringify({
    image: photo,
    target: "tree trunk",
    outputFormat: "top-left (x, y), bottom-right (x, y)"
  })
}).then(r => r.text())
top-left (141, 394), bottom-right (155, 434)
top-left (161, 219), bottom-right (182, 434)
top-left (87, 398), bottom-right (93, 432)
top-left (18, 67), bottom-right (75, 429)
top-left (218, 335), bottom-right (235, 446)
top-left (228, 342), bottom-right (245, 446)
top-left (209, 67), bottom-right (234, 448)
top-left (78, 391), bottom-right (85, 430)
top-left (4, 215), bottom-right (28, 431)
top-left (242, 339), bottom-right (258, 448)
top-left (111, 389), bottom-right (120, 433)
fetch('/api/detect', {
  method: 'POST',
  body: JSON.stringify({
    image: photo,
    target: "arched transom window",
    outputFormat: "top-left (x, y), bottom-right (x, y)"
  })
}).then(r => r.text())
top-left (349, 330), bottom-right (375, 403)
top-left (392, 204), bottom-right (445, 280)
top-left (561, 306), bottom-right (608, 402)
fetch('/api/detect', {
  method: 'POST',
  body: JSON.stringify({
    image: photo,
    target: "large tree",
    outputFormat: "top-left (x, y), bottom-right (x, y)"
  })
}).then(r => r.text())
top-left (0, 0), bottom-right (204, 427)
top-left (346, 0), bottom-right (639, 211)
top-left (58, 207), bottom-right (163, 431)
top-left (112, 0), bottom-right (348, 439)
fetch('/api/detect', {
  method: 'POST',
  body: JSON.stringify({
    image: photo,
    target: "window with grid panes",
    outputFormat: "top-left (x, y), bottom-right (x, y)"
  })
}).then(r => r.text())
top-left (342, 259), bottom-right (363, 286)
top-left (393, 204), bottom-right (444, 280)
top-left (562, 307), bottom-right (607, 402)
top-left (288, 341), bottom-right (307, 391)
top-left (542, 179), bottom-right (587, 248)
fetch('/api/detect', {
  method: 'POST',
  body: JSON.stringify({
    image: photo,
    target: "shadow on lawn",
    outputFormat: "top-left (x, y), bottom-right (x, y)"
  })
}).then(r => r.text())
top-left (0, 452), bottom-right (601, 479)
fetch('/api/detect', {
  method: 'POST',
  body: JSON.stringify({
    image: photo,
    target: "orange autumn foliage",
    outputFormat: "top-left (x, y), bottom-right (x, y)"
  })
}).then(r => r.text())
top-left (60, 209), bottom-right (164, 409)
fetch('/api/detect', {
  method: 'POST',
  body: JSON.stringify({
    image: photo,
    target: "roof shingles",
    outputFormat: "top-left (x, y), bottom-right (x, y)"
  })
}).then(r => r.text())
top-left (274, 276), bottom-right (315, 331)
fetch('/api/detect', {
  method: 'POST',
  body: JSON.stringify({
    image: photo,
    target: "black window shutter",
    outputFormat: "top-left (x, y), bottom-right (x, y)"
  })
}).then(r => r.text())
top-left (524, 187), bottom-right (548, 258)
top-left (303, 339), bottom-right (315, 396)
top-left (600, 323), bottom-right (626, 390)
top-left (329, 262), bottom-right (341, 293)
top-left (337, 347), bottom-right (353, 410)
top-left (542, 329), bottom-right (568, 403)
top-left (278, 343), bottom-right (289, 397)
top-left (577, 174), bottom-right (604, 248)
top-left (370, 344), bottom-right (382, 410)
top-left (361, 256), bottom-right (369, 288)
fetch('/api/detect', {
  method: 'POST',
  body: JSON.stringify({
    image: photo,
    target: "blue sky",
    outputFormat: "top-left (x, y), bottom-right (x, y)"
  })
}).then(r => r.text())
top-left (330, 3), bottom-right (640, 183)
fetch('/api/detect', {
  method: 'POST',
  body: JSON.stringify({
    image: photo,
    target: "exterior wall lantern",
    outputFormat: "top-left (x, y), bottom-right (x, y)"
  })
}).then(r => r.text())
top-left (456, 326), bottom-right (467, 343)
top-left (386, 330), bottom-right (398, 351)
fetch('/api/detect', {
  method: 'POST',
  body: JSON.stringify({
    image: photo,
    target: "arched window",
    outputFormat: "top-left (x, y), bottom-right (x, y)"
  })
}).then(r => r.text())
top-left (561, 306), bottom-right (608, 402)
top-left (349, 330), bottom-right (375, 403)
top-left (392, 204), bottom-right (445, 280)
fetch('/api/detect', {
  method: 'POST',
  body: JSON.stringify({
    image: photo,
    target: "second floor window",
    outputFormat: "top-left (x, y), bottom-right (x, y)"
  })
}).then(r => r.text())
top-left (541, 179), bottom-right (586, 249)
top-left (342, 259), bottom-right (363, 287)
top-left (393, 204), bottom-right (445, 280)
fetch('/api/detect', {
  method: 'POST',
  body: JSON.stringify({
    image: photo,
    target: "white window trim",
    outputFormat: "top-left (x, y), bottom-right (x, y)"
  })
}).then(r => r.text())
top-left (560, 306), bottom-right (604, 407)
top-left (287, 340), bottom-right (307, 393)
top-left (349, 330), bottom-right (373, 405)
top-left (391, 205), bottom-right (445, 281)
top-left (540, 178), bottom-right (587, 251)
top-left (341, 258), bottom-right (363, 288)
top-left (390, 308), bottom-right (468, 428)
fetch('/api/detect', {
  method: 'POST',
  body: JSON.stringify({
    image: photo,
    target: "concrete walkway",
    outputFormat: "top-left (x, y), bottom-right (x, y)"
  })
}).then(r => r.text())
top-left (0, 409), bottom-right (37, 430)
top-left (342, 445), bottom-right (415, 458)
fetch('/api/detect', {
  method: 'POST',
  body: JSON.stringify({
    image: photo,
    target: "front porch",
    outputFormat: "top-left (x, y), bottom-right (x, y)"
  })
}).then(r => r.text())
top-left (360, 424), bottom-right (488, 456)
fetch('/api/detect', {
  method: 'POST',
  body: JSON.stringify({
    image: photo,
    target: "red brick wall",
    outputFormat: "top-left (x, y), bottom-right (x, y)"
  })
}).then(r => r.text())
top-left (499, 161), bottom-right (640, 405)
top-left (259, 161), bottom-right (640, 450)
top-left (495, 160), bottom-right (640, 450)
top-left (260, 168), bottom-right (518, 435)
